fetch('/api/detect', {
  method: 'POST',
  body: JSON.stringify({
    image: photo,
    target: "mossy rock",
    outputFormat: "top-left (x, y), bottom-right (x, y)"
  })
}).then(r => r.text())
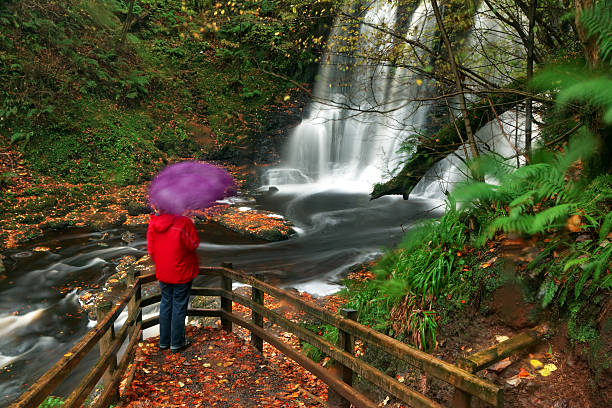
top-left (89, 213), bottom-right (127, 231)
top-left (125, 200), bottom-right (152, 216)
top-left (40, 220), bottom-right (73, 230)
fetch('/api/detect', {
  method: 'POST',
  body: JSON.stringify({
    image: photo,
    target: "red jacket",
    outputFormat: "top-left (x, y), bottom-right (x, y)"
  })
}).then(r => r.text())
top-left (147, 214), bottom-right (200, 284)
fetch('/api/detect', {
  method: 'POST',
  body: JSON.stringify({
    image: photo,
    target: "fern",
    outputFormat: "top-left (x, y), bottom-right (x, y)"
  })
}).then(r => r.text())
top-left (556, 78), bottom-right (612, 125)
top-left (600, 211), bottom-right (612, 241)
top-left (579, 0), bottom-right (612, 63)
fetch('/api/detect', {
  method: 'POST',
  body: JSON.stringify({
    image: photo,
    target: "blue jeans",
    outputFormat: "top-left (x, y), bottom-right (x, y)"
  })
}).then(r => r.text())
top-left (159, 281), bottom-right (192, 349)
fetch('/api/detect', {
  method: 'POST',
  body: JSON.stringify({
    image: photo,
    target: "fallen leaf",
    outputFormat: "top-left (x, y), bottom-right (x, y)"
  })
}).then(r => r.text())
top-left (506, 377), bottom-right (521, 386)
top-left (518, 367), bottom-right (532, 378)
top-left (544, 363), bottom-right (557, 371)
top-left (567, 214), bottom-right (582, 232)
top-left (495, 335), bottom-right (510, 343)
top-left (530, 359), bottom-right (543, 369)
top-left (488, 358), bottom-right (512, 373)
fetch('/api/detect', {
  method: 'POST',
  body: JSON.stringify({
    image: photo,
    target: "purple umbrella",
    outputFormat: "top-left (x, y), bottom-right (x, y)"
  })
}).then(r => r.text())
top-left (148, 161), bottom-right (237, 215)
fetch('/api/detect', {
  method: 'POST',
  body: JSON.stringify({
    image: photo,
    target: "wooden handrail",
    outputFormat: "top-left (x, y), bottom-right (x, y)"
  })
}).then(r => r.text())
top-left (202, 266), bottom-right (502, 406)
top-left (226, 289), bottom-right (444, 408)
top-left (12, 266), bottom-right (505, 408)
top-left (10, 278), bottom-right (143, 408)
top-left (221, 311), bottom-right (379, 408)
top-left (459, 325), bottom-right (548, 373)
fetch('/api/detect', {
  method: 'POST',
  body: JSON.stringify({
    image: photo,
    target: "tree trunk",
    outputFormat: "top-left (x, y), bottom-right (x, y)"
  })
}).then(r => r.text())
top-left (574, 0), bottom-right (599, 68)
top-left (524, 0), bottom-right (536, 157)
top-left (430, 0), bottom-right (479, 161)
top-left (120, 0), bottom-right (137, 47)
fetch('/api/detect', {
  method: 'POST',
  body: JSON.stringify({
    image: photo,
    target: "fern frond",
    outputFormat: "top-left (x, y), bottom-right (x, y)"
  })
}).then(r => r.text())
top-left (451, 182), bottom-right (504, 204)
top-left (528, 203), bottom-right (577, 233)
top-left (580, 0), bottom-right (612, 62)
top-left (600, 211), bottom-right (612, 241)
top-left (557, 79), bottom-right (612, 125)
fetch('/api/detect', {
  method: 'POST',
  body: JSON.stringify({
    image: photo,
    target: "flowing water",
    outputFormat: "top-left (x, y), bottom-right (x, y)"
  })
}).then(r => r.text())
top-left (0, 192), bottom-right (441, 404)
top-left (1, 0), bottom-right (531, 403)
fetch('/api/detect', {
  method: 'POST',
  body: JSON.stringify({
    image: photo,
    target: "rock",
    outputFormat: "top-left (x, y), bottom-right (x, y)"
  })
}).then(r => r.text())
top-left (211, 206), bottom-right (296, 241)
top-left (268, 186), bottom-right (279, 193)
top-left (125, 200), bottom-right (152, 216)
top-left (40, 220), bottom-right (71, 231)
top-left (0, 257), bottom-right (5, 275)
top-left (89, 213), bottom-right (127, 231)
top-left (121, 231), bottom-right (136, 243)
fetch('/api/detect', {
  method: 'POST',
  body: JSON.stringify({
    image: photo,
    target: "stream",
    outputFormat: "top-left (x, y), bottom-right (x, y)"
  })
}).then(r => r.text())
top-left (0, 186), bottom-right (440, 404)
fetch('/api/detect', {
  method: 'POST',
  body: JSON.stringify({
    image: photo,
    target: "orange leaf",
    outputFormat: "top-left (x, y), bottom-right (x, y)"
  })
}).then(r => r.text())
top-left (518, 367), bottom-right (532, 378)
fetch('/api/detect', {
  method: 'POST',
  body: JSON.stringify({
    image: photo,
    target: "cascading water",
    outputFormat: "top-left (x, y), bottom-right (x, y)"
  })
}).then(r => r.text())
top-left (411, 108), bottom-right (535, 199)
top-left (265, 0), bottom-right (438, 190)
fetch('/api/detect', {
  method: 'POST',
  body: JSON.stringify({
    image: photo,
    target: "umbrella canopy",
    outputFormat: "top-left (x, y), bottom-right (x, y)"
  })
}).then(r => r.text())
top-left (148, 161), bottom-right (237, 215)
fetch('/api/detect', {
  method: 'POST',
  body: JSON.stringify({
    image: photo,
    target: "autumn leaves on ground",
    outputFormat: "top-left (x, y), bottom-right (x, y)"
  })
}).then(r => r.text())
top-left (121, 290), bottom-right (342, 408)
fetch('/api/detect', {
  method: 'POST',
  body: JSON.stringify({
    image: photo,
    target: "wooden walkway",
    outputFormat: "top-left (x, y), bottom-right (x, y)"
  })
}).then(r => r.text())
top-left (120, 326), bottom-right (324, 408)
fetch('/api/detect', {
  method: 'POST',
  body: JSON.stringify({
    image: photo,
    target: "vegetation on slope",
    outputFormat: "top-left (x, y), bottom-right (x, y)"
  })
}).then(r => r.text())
top-left (0, 0), bottom-right (335, 247)
top-left (0, 0), bottom-right (334, 184)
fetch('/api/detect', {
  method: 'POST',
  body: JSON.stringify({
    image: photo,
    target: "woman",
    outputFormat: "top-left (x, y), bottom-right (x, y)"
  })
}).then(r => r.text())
top-left (147, 212), bottom-right (200, 352)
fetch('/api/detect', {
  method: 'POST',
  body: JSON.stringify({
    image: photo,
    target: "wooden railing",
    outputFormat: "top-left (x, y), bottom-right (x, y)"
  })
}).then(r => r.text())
top-left (11, 264), bottom-right (541, 408)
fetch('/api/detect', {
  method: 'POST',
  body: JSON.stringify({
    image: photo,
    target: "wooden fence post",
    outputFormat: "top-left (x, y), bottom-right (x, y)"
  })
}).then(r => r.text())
top-left (127, 268), bottom-right (142, 341)
top-left (220, 262), bottom-right (233, 333)
top-left (251, 273), bottom-right (264, 352)
top-left (96, 300), bottom-right (118, 403)
top-left (327, 308), bottom-right (357, 408)
top-left (452, 360), bottom-right (473, 408)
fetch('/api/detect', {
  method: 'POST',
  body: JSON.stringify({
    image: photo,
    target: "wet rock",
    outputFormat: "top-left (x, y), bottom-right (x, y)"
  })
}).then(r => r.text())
top-left (210, 206), bottom-right (296, 241)
top-left (40, 220), bottom-right (71, 231)
top-left (268, 186), bottom-right (279, 193)
top-left (80, 255), bottom-right (154, 319)
top-left (121, 231), bottom-right (136, 243)
top-left (0, 257), bottom-right (5, 275)
top-left (90, 212), bottom-right (127, 231)
top-left (13, 228), bottom-right (44, 244)
top-left (125, 200), bottom-right (152, 216)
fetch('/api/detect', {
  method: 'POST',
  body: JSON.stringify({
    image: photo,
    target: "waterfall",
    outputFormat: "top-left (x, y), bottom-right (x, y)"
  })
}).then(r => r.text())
top-left (264, 0), bottom-right (531, 196)
top-left (264, 0), bottom-right (437, 191)
top-left (410, 108), bottom-right (536, 199)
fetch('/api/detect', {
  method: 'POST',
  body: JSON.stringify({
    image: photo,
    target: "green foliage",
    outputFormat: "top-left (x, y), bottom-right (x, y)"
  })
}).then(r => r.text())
top-left (38, 396), bottom-right (64, 408)
top-left (532, 65), bottom-right (612, 125)
top-left (454, 131), bottom-right (601, 240)
top-left (453, 137), bottom-right (612, 311)
top-left (301, 324), bottom-right (338, 362)
top-left (344, 203), bottom-right (479, 351)
top-left (23, 100), bottom-right (193, 185)
top-left (579, 0), bottom-right (612, 63)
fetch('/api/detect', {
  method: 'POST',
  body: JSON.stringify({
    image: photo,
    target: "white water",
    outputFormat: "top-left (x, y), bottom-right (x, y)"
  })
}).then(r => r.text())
top-left (265, 1), bottom-right (437, 190)
top-left (265, 0), bottom-right (533, 203)
top-left (411, 108), bottom-right (537, 199)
